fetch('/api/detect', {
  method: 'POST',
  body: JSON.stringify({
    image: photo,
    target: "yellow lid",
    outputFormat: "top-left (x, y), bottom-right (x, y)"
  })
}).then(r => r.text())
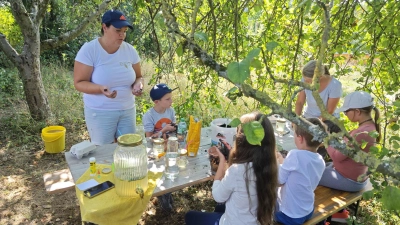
top-left (179, 148), bottom-right (187, 156)
top-left (153, 138), bottom-right (164, 145)
top-left (117, 134), bottom-right (142, 147)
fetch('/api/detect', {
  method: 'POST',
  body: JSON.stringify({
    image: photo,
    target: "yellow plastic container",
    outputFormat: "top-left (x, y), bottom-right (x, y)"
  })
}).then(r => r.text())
top-left (41, 126), bottom-right (66, 153)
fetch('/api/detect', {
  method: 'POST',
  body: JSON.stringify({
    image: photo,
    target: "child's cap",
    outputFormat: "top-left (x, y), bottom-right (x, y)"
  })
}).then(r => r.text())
top-left (335, 91), bottom-right (374, 113)
top-left (150, 83), bottom-right (172, 101)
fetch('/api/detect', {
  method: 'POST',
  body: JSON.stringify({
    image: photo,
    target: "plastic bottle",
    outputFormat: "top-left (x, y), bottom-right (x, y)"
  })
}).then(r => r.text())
top-left (177, 118), bottom-right (187, 149)
top-left (178, 118), bottom-right (187, 134)
top-left (89, 157), bottom-right (96, 177)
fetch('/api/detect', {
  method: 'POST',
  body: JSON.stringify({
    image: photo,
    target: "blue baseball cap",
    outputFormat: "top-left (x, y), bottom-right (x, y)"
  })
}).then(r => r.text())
top-left (102, 10), bottom-right (133, 29)
top-left (150, 84), bottom-right (172, 101)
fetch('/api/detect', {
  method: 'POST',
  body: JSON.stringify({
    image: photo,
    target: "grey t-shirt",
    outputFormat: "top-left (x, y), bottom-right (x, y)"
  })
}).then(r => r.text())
top-left (142, 107), bottom-right (176, 134)
top-left (303, 77), bottom-right (342, 118)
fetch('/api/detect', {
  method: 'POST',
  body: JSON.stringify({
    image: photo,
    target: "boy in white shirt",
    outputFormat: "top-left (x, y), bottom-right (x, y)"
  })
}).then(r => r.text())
top-left (275, 118), bottom-right (326, 225)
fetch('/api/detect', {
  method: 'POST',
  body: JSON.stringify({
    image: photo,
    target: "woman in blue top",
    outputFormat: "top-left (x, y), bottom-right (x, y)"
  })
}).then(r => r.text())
top-left (295, 60), bottom-right (342, 119)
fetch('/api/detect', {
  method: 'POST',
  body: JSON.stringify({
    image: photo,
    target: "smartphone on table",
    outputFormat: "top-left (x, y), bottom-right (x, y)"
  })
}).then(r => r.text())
top-left (83, 181), bottom-right (115, 198)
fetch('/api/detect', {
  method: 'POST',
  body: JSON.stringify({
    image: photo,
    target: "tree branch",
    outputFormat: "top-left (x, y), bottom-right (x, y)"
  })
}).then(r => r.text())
top-left (9, 0), bottom-right (35, 39)
top-left (160, 1), bottom-right (400, 181)
top-left (190, 0), bottom-right (202, 39)
top-left (40, 0), bottom-right (113, 52)
top-left (0, 33), bottom-right (22, 66)
top-left (34, 0), bottom-right (51, 25)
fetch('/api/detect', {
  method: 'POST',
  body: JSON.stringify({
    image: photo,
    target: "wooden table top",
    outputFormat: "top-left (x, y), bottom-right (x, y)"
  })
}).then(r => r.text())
top-left (65, 126), bottom-right (296, 197)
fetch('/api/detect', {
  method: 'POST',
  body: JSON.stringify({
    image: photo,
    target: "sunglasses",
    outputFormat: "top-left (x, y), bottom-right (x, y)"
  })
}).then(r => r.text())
top-left (344, 109), bottom-right (356, 115)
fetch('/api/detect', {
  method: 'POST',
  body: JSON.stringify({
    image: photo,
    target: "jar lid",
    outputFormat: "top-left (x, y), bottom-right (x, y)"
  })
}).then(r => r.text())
top-left (153, 138), bottom-right (164, 144)
top-left (117, 134), bottom-right (142, 147)
top-left (179, 148), bottom-right (187, 156)
top-left (168, 136), bottom-right (178, 141)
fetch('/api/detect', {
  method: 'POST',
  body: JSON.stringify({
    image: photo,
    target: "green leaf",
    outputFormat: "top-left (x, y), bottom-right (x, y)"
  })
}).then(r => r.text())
top-left (242, 121), bottom-right (265, 146)
top-left (229, 118), bottom-right (241, 127)
top-left (227, 60), bottom-right (250, 84)
top-left (369, 146), bottom-right (379, 155)
top-left (224, 86), bottom-right (243, 101)
top-left (390, 123), bottom-right (399, 131)
top-left (176, 44), bottom-right (183, 57)
top-left (361, 140), bottom-right (368, 149)
top-left (194, 32), bottom-right (208, 42)
top-left (362, 190), bottom-right (374, 200)
top-left (250, 59), bottom-right (263, 69)
top-left (266, 41), bottom-right (279, 51)
top-left (393, 101), bottom-right (400, 108)
top-left (368, 130), bottom-right (379, 138)
top-left (381, 186), bottom-right (400, 210)
top-left (246, 48), bottom-right (261, 59)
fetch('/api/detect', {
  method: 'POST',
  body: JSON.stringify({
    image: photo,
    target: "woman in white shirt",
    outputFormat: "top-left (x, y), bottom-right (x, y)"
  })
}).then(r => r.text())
top-left (185, 112), bottom-right (279, 225)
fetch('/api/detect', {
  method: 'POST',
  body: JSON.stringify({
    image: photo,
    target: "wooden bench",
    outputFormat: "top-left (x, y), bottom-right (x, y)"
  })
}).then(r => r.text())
top-left (43, 169), bottom-right (75, 194)
top-left (304, 181), bottom-right (373, 225)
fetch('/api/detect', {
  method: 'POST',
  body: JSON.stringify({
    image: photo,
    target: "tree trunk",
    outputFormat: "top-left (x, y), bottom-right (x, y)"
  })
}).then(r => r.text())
top-left (17, 31), bottom-right (52, 121)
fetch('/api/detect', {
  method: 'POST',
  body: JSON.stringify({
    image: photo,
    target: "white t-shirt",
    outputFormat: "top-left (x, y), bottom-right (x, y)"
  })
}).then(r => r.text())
top-left (212, 163), bottom-right (259, 225)
top-left (303, 77), bottom-right (342, 118)
top-left (75, 38), bottom-right (140, 110)
top-left (278, 149), bottom-right (325, 218)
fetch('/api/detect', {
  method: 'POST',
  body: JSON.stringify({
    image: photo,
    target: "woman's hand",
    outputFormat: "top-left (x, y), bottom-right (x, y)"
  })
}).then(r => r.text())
top-left (101, 86), bottom-right (117, 98)
top-left (132, 78), bottom-right (143, 96)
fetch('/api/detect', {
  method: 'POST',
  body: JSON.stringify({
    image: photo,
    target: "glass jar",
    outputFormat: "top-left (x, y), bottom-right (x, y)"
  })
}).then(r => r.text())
top-left (165, 137), bottom-right (179, 180)
top-left (177, 148), bottom-right (189, 169)
top-left (113, 134), bottom-right (148, 197)
top-left (153, 138), bottom-right (165, 159)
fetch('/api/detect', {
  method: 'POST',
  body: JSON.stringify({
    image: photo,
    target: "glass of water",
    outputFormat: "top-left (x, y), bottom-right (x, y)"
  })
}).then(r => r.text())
top-left (135, 125), bottom-right (146, 143)
top-left (165, 137), bottom-right (179, 180)
top-left (276, 118), bottom-right (287, 135)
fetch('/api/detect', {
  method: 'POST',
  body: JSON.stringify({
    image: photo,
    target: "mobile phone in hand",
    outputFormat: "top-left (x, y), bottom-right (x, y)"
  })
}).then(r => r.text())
top-left (83, 181), bottom-right (115, 198)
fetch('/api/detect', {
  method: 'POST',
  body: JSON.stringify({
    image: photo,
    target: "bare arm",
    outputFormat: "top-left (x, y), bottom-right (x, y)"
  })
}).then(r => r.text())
top-left (73, 61), bottom-right (99, 94)
top-left (74, 61), bottom-right (116, 98)
top-left (132, 62), bottom-right (144, 96)
top-left (213, 147), bottom-right (227, 181)
top-left (295, 90), bottom-right (306, 116)
top-left (326, 97), bottom-right (340, 115)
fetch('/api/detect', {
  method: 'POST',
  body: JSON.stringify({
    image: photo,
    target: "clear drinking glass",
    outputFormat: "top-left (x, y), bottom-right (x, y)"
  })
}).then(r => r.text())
top-left (276, 118), bottom-right (287, 135)
top-left (165, 137), bottom-right (179, 180)
top-left (177, 148), bottom-right (189, 169)
top-left (136, 125), bottom-right (146, 143)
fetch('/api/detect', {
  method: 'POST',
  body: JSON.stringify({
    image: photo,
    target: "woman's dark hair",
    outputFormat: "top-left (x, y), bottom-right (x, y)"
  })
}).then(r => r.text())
top-left (302, 60), bottom-right (330, 78)
top-left (229, 112), bottom-right (278, 225)
top-left (360, 106), bottom-right (381, 142)
top-left (101, 23), bottom-right (111, 35)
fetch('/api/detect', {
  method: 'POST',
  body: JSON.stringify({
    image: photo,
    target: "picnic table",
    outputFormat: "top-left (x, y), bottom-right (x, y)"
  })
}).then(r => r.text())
top-left (64, 126), bottom-right (296, 197)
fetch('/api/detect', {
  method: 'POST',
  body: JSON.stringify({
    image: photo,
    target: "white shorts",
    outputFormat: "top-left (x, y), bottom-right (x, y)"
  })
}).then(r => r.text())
top-left (84, 106), bottom-right (136, 145)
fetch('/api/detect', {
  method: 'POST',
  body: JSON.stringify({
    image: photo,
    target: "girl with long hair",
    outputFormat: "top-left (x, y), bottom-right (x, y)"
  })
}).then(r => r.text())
top-left (185, 112), bottom-right (279, 225)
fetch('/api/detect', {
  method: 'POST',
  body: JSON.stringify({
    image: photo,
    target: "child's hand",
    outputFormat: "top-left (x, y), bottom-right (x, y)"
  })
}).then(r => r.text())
top-left (213, 146), bottom-right (227, 162)
top-left (163, 123), bottom-right (176, 132)
top-left (276, 151), bottom-right (284, 164)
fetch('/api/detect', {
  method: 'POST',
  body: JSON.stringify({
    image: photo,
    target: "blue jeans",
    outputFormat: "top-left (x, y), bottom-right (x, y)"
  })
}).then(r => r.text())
top-left (185, 204), bottom-right (225, 225)
top-left (84, 106), bottom-right (136, 145)
top-left (319, 162), bottom-right (368, 192)
top-left (274, 209), bottom-right (314, 225)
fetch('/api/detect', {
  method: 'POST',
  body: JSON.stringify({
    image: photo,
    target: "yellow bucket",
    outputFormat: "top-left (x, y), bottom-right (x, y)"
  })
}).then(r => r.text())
top-left (41, 126), bottom-right (66, 153)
